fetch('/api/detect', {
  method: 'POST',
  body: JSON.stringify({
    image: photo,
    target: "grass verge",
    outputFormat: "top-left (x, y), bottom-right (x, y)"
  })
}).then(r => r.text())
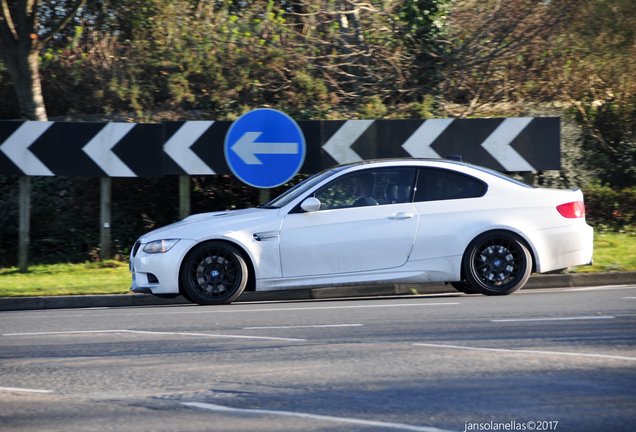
top-left (0, 261), bottom-right (131, 297)
top-left (0, 232), bottom-right (634, 297)
top-left (582, 231), bottom-right (636, 273)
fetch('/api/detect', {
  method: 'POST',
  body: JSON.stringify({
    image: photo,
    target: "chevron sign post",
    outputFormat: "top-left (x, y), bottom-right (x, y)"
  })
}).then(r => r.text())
top-left (160, 117), bottom-right (560, 177)
top-left (0, 121), bottom-right (163, 267)
top-left (319, 117), bottom-right (560, 172)
top-left (0, 121), bottom-right (163, 177)
top-left (0, 117), bottom-right (559, 177)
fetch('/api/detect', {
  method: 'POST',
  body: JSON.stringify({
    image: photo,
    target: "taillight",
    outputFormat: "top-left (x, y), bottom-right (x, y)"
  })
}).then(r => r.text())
top-left (557, 201), bottom-right (585, 218)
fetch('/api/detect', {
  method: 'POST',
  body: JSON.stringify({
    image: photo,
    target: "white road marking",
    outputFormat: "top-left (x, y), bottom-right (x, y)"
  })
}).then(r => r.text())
top-left (155, 302), bottom-right (461, 315)
top-left (413, 343), bottom-right (636, 362)
top-left (0, 315), bottom-right (87, 320)
top-left (518, 285), bottom-right (636, 294)
top-left (1, 329), bottom-right (305, 342)
top-left (243, 324), bottom-right (363, 330)
top-left (0, 301), bottom-right (461, 320)
top-left (183, 402), bottom-right (455, 432)
top-left (564, 285), bottom-right (635, 291)
top-left (0, 386), bottom-right (52, 394)
top-left (491, 316), bottom-right (615, 323)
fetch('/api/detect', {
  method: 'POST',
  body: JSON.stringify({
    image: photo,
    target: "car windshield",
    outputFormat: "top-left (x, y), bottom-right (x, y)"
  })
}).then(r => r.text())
top-left (263, 167), bottom-right (344, 208)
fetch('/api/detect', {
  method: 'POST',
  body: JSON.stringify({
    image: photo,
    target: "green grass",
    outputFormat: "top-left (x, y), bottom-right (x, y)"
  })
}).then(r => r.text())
top-left (0, 232), bottom-right (635, 297)
top-left (0, 261), bottom-right (131, 297)
top-left (579, 231), bottom-right (636, 273)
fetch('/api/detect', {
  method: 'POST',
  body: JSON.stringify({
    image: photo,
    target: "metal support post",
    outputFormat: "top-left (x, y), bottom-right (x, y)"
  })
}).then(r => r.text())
top-left (259, 188), bottom-right (271, 205)
top-left (522, 171), bottom-right (536, 187)
top-left (18, 176), bottom-right (31, 273)
top-left (179, 175), bottom-right (191, 220)
top-left (100, 177), bottom-right (112, 261)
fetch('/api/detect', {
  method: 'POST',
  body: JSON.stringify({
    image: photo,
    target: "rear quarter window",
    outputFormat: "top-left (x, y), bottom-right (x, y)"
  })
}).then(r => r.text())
top-left (414, 168), bottom-right (487, 202)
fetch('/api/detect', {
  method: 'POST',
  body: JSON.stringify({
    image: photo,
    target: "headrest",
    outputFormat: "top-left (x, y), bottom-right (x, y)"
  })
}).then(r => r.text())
top-left (397, 185), bottom-right (411, 202)
top-left (384, 184), bottom-right (398, 203)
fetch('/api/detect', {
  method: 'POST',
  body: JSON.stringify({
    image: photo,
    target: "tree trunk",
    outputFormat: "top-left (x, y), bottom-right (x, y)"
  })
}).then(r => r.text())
top-left (0, 35), bottom-right (47, 121)
top-left (0, 0), bottom-right (86, 121)
top-left (12, 47), bottom-right (48, 121)
top-left (2, 39), bottom-right (48, 121)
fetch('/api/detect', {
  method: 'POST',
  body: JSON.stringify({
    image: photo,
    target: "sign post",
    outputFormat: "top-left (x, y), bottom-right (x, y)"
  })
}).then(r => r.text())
top-left (18, 176), bottom-right (30, 273)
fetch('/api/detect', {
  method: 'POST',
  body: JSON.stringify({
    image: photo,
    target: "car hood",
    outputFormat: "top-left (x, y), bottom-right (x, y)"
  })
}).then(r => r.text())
top-left (138, 208), bottom-right (279, 243)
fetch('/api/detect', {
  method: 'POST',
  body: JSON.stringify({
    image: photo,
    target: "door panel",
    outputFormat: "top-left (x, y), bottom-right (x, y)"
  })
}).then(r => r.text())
top-left (280, 203), bottom-right (418, 277)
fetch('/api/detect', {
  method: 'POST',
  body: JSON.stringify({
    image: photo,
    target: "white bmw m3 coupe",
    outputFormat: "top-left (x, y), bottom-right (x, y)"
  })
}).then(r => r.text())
top-left (130, 158), bottom-right (594, 304)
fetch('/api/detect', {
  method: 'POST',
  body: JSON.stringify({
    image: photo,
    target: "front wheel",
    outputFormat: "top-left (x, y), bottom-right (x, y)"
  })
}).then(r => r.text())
top-left (463, 231), bottom-right (532, 296)
top-left (180, 242), bottom-right (248, 305)
top-left (449, 281), bottom-right (480, 295)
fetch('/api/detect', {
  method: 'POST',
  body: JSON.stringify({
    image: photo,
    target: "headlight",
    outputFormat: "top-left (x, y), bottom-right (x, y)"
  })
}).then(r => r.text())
top-left (143, 239), bottom-right (179, 254)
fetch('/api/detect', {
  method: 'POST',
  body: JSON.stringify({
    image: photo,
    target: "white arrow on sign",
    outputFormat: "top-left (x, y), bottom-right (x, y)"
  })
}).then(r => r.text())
top-left (402, 119), bottom-right (454, 159)
top-left (164, 121), bottom-right (216, 174)
top-left (322, 120), bottom-right (374, 164)
top-left (481, 117), bottom-right (535, 171)
top-left (231, 131), bottom-right (298, 165)
top-left (0, 121), bottom-right (55, 175)
top-left (82, 123), bottom-right (137, 177)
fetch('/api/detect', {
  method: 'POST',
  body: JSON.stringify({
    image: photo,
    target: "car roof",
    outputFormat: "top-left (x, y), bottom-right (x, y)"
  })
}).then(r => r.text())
top-left (332, 158), bottom-right (534, 189)
top-left (335, 157), bottom-right (468, 168)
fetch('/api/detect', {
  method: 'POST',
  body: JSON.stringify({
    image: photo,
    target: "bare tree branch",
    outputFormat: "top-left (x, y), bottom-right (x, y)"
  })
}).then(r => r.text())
top-left (40, 0), bottom-right (86, 45)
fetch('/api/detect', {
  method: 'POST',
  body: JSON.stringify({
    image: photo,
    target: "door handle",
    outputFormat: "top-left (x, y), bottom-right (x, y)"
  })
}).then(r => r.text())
top-left (388, 212), bottom-right (413, 220)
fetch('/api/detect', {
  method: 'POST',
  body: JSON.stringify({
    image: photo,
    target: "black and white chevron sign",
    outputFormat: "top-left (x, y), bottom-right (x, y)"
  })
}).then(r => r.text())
top-left (163, 117), bottom-right (559, 175)
top-left (319, 117), bottom-right (560, 172)
top-left (0, 117), bottom-right (559, 177)
top-left (162, 120), bottom-right (323, 175)
top-left (0, 121), bottom-right (163, 177)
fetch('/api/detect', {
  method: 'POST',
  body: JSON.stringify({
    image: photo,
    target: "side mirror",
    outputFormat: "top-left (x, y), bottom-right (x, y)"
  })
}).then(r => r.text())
top-left (300, 197), bottom-right (321, 212)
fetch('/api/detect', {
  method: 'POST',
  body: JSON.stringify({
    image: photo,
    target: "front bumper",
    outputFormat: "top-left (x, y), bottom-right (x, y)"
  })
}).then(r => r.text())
top-left (129, 238), bottom-right (198, 295)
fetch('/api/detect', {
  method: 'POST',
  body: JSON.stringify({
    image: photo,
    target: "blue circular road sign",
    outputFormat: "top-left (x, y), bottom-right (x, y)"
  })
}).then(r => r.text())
top-left (224, 109), bottom-right (306, 188)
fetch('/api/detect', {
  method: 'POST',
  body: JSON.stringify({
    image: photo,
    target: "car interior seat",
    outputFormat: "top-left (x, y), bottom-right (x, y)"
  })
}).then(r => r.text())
top-left (384, 184), bottom-right (398, 204)
top-left (397, 185), bottom-right (412, 203)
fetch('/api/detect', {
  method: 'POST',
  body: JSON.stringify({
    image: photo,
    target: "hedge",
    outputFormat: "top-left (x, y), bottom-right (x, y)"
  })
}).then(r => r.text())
top-left (1, 176), bottom-right (634, 268)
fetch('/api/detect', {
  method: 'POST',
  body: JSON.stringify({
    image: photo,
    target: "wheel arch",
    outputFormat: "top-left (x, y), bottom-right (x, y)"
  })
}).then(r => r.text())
top-left (178, 239), bottom-right (257, 298)
top-left (459, 228), bottom-right (537, 280)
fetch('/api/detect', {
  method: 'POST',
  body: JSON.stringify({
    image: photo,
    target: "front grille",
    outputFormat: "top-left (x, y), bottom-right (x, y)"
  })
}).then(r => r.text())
top-left (131, 241), bottom-right (141, 258)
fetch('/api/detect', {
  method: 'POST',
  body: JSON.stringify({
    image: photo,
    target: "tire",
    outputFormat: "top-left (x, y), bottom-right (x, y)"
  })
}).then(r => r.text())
top-left (449, 281), bottom-right (480, 295)
top-left (179, 290), bottom-right (195, 303)
top-left (180, 242), bottom-right (248, 305)
top-left (463, 231), bottom-right (532, 296)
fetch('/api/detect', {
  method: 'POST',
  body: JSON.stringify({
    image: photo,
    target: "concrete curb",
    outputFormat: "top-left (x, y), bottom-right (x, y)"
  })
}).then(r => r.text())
top-left (1, 272), bottom-right (635, 312)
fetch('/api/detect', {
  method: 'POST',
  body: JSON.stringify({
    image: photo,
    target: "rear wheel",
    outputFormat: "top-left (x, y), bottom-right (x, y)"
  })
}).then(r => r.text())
top-left (180, 242), bottom-right (248, 305)
top-left (463, 231), bottom-right (532, 296)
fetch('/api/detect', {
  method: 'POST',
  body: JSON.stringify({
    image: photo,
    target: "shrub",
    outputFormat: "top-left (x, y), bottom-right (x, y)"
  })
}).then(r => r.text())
top-left (583, 183), bottom-right (636, 231)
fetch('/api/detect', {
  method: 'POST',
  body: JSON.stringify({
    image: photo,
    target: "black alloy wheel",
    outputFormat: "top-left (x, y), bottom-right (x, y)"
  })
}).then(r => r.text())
top-left (463, 231), bottom-right (532, 296)
top-left (180, 242), bottom-right (248, 305)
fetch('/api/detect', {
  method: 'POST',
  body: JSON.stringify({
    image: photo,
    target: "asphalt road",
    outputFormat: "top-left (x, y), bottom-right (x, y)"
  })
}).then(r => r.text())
top-left (1, 285), bottom-right (635, 432)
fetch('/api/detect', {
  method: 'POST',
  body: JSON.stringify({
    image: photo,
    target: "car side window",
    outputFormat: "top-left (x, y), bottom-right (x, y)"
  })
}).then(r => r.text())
top-left (414, 168), bottom-right (487, 202)
top-left (313, 168), bottom-right (416, 210)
